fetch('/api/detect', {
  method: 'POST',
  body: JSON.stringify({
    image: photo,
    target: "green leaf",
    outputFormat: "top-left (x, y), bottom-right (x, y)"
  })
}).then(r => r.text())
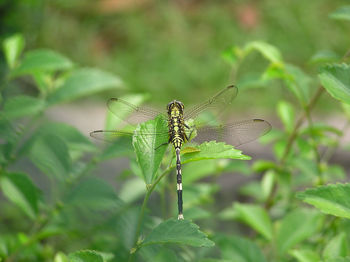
top-left (184, 206), bottom-right (211, 220)
top-left (239, 181), bottom-right (264, 201)
top-left (297, 183), bottom-right (350, 219)
top-left (252, 160), bottom-right (276, 172)
top-left (68, 250), bottom-right (103, 262)
top-left (329, 6), bottom-right (350, 21)
top-left (29, 134), bottom-right (71, 179)
top-left (263, 64), bottom-right (311, 105)
top-left (261, 170), bottom-right (275, 199)
top-left (19, 122), bottom-right (95, 159)
top-left (97, 137), bottom-right (133, 161)
top-left (276, 209), bottom-right (323, 255)
top-left (179, 141), bottom-right (250, 165)
top-left (244, 41), bottom-right (283, 63)
top-left (65, 177), bottom-right (121, 210)
top-left (54, 252), bottom-right (69, 262)
top-left (319, 64), bottom-right (350, 104)
top-left (39, 122), bottom-right (96, 155)
top-left (324, 258), bottom-right (350, 262)
top-left (118, 177), bottom-right (146, 203)
top-left (284, 64), bottom-right (312, 105)
top-left (300, 123), bottom-right (342, 137)
top-left (94, 252), bottom-right (114, 262)
top-left (139, 246), bottom-right (181, 262)
top-left (47, 68), bottom-right (123, 105)
top-left (142, 218), bottom-right (214, 247)
top-left (2, 95), bottom-right (45, 120)
top-left (289, 249), bottom-right (320, 262)
top-left (323, 233), bottom-right (348, 259)
top-left (12, 49), bottom-right (73, 76)
top-left (221, 46), bottom-right (243, 65)
top-left (233, 203), bottom-right (273, 240)
top-left (132, 116), bottom-right (168, 185)
top-left (54, 253), bottom-right (69, 262)
top-left (309, 50), bottom-right (340, 64)
top-left (277, 100), bottom-right (295, 133)
top-left (32, 72), bottom-right (53, 94)
top-left (152, 248), bottom-right (181, 262)
top-left (116, 207), bottom-right (139, 250)
top-left (2, 34), bottom-right (25, 68)
top-left (184, 183), bottom-right (218, 208)
top-left (216, 235), bottom-right (267, 262)
top-left (0, 172), bottom-right (39, 219)
top-left (342, 103), bottom-right (350, 119)
top-left (182, 159), bottom-right (218, 184)
top-left (237, 72), bottom-right (270, 89)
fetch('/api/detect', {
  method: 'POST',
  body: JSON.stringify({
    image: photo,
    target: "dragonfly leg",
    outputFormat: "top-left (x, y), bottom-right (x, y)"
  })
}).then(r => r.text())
top-left (184, 123), bottom-right (195, 141)
top-left (154, 142), bottom-right (169, 151)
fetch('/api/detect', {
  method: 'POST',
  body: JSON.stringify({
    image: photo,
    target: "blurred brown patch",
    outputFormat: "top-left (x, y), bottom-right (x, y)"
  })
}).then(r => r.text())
top-left (98, 0), bottom-right (151, 13)
top-left (237, 4), bottom-right (260, 30)
top-left (91, 35), bottom-right (112, 58)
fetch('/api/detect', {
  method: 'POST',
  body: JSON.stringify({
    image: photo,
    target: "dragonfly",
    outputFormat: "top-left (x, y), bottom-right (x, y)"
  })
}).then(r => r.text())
top-left (90, 85), bottom-right (271, 220)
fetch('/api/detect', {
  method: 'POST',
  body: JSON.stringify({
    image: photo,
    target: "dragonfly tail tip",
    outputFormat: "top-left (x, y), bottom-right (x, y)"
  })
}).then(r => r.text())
top-left (178, 214), bottom-right (184, 220)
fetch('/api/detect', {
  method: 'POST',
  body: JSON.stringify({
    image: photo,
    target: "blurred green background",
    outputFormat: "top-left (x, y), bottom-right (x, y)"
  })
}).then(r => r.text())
top-left (1, 1), bottom-right (350, 261)
top-left (1, 0), bottom-right (349, 108)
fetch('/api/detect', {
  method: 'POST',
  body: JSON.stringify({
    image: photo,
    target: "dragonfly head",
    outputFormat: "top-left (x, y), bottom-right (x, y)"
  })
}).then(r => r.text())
top-left (167, 100), bottom-right (184, 115)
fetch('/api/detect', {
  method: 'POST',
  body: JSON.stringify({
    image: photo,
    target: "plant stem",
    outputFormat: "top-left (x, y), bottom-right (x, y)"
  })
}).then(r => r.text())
top-left (128, 162), bottom-right (173, 262)
top-left (265, 86), bottom-right (324, 209)
top-left (304, 103), bottom-right (323, 180)
top-left (280, 87), bottom-right (324, 165)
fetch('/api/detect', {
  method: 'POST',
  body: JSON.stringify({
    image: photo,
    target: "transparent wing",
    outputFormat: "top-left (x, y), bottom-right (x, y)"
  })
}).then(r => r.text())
top-left (192, 119), bottom-right (271, 147)
top-left (184, 85), bottom-right (238, 121)
top-left (90, 130), bottom-right (169, 142)
top-left (107, 98), bottom-right (166, 126)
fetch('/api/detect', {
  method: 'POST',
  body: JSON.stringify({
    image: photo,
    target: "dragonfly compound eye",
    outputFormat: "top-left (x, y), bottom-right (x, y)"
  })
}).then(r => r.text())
top-left (178, 101), bottom-right (184, 110)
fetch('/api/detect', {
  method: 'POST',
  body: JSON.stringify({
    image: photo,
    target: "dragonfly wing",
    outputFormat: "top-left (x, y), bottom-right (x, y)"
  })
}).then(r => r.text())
top-left (184, 85), bottom-right (238, 122)
top-left (90, 130), bottom-right (169, 142)
top-left (108, 98), bottom-right (167, 126)
top-left (192, 119), bottom-right (271, 147)
top-left (90, 130), bottom-right (134, 142)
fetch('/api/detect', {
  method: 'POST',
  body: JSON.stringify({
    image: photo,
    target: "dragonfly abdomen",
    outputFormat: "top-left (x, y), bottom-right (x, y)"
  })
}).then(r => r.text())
top-left (175, 148), bottom-right (184, 219)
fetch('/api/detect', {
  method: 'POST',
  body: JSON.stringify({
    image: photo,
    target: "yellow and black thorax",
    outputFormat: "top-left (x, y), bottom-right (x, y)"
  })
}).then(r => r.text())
top-left (167, 100), bottom-right (187, 149)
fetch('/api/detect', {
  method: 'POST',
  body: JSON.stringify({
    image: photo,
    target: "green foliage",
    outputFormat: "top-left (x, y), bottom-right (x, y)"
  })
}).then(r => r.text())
top-left (289, 249), bottom-right (320, 262)
top-left (319, 64), bottom-right (350, 105)
top-left (277, 100), bottom-right (295, 133)
top-left (2, 95), bottom-right (45, 120)
top-left (0, 172), bottom-right (39, 219)
top-left (132, 116), bottom-right (168, 185)
top-left (297, 184), bottom-right (350, 219)
top-left (180, 141), bottom-right (250, 164)
top-left (2, 34), bottom-right (25, 69)
top-left (216, 235), bottom-right (267, 262)
top-left (141, 219), bottom-right (214, 247)
top-left (30, 134), bottom-right (71, 179)
top-left (232, 203), bottom-right (273, 240)
top-left (47, 68), bottom-right (124, 105)
top-left (11, 49), bottom-right (74, 76)
top-left (1, 4), bottom-right (350, 260)
top-left (329, 6), bottom-right (350, 21)
top-left (276, 209), bottom-right (323, 255)
top-left (323, 233), bottom-right (348, 259)
top-left (68, 250), bottom-right (104, 262)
